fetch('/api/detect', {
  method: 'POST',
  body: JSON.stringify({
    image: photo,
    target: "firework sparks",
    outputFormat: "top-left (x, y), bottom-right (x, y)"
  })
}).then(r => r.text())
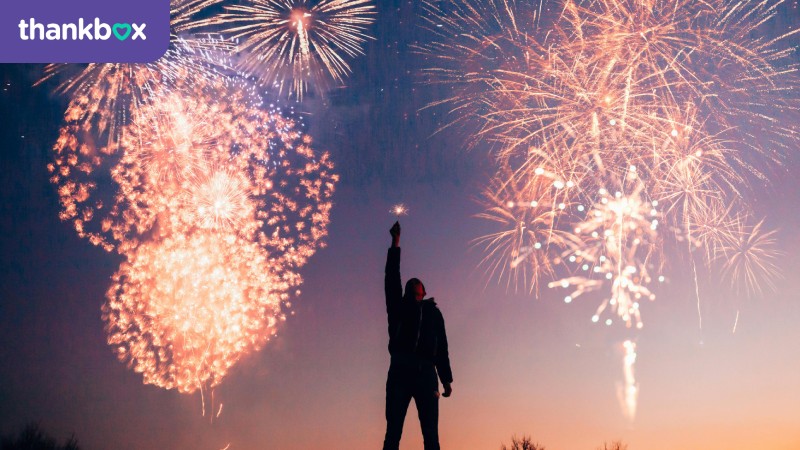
top-left (428, 0), bottom-right (797, 321)
top-left (422, 0), bottom-right (800, 159)
top-left (37, 0), bottom-right (232, 149)
top-left (548, 181), bottom-right (660, 329)
top-left (391, 204), bottom-right (408, 217)
top-left (187, 168), bottom-right (256, 232)
top-left (49, 74), bottom-right (337, 261)
top-left (474, 162), bottom-right (580, 294)
top-left (199, 0), bottom-right (376, 98)
top-left (715, 217), bottom-right (782, 298)
top-left (616, 339), bottom-right (638, 422)
top-left (102, 231), bottom-right (286, 393)
top-left (48, 65), bottom-right (337, 394)
top-left (428, 0), bottom-right (796, 422)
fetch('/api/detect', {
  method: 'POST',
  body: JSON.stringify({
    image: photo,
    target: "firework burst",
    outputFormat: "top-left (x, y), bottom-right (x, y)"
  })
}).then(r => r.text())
top-left (37, 0), bottom-right (233, 153)
top-left (48, 69), bottom-right (337, 394)
top-left (427, 0), bottom-right (797, 321)
top-left (49, 75), bottom-right (337, 262)
top-left (186, 168), bottom-right (256, 232)
top-left (201, 0), bottom-right (376, 98)
top-left (422, 0), bottom-right (800, 160)
top-left (428, 0), bottom-right (796, 419)
top-left (549, 180), bottom-right (661, 329)
top-left (474, 161), bottom-right (580, 293)
top-left (714, 216), bottom-right (782, 298)
top-left (102, 231), bottom-right (286, 393)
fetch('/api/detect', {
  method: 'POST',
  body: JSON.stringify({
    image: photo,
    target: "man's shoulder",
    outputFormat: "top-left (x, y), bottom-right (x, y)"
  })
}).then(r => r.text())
top-left (423, 298), bottom-right (444, 314)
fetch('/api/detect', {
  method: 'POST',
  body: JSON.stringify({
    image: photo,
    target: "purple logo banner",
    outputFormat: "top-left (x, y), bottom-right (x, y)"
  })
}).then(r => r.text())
top-left (1, 0), bottom-right (170, 63)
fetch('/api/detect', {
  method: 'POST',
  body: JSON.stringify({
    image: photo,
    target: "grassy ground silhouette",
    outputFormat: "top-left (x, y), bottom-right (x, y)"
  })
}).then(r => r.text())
top-left (1, 423), bottom-right (79, 450)
top-left (501, 435), bottom-right (628, 450)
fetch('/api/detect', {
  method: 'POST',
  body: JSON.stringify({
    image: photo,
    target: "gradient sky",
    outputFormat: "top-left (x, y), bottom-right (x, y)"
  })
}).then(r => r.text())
top-left (2, 1), bottom-right (800, 449)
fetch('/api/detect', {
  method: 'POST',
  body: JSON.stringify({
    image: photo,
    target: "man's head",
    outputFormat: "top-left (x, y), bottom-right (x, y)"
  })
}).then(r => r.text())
top-left (404, 278), bottom-right (426, 302)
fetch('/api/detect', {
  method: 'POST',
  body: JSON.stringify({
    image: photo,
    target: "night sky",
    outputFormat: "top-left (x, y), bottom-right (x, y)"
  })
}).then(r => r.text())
top-left (3, 1), bottom-right (800, 449)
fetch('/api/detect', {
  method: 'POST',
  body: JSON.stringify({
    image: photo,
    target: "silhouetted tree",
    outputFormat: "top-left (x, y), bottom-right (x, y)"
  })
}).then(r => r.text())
top-left (501, 435), bottom-right (545, 450)
top-left (597, 441), bottom-right (627, 450)
top-left (1, 423), bottom-right (79, 450)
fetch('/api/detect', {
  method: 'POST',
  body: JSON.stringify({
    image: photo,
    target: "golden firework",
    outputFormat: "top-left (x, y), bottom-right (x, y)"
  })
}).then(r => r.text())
top-left (201, 0), bottom-right (376, 98)
top-left (428, 0), bottom-right (797, 325)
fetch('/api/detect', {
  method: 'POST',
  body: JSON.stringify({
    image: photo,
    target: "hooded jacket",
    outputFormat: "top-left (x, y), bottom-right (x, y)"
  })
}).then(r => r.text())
top-left (385, 247), bottom-right (453, 385)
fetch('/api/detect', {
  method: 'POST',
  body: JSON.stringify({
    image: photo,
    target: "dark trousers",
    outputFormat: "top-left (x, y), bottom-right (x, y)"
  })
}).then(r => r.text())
top-left (383, 358), bottom-right (440, 450)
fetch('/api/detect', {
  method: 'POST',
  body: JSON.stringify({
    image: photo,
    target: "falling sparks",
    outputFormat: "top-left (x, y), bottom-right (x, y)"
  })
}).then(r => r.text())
top-left (617, 340), bottom-right (638, 422)
top-left (549, 182), bottom-right (659, 329)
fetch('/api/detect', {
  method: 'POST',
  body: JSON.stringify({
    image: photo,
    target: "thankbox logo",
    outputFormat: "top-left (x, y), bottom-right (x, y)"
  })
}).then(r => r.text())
top-left (18, 18), bottom-right (147, 41)
top-left (2, 0), bottom-right (169, 63)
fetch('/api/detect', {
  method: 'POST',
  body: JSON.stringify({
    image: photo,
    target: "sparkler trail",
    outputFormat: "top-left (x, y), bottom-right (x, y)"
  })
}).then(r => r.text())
top-left (196, 0), bottom-right (376, 99)
top-left (617, 340), bottom-right (638, 422)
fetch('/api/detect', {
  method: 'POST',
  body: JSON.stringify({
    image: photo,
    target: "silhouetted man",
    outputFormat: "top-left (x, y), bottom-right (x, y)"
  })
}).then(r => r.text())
top-left (383, 221), bottom-right (453, 450)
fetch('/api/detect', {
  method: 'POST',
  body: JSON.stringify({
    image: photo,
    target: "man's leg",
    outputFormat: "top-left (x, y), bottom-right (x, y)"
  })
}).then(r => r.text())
top-left (383, 370), bottom-right (412, 450)
top-left (414, 371), bottom-right (440, 450)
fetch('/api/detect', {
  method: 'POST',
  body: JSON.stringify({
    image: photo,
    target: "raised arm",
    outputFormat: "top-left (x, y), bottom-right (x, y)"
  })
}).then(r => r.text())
top-left (385, 222), bottom-right (402, 326)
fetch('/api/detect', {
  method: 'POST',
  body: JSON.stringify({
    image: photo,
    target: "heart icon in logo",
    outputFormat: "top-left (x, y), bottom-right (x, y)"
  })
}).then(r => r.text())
top-left (112, 23), bottom-right (132, 41)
